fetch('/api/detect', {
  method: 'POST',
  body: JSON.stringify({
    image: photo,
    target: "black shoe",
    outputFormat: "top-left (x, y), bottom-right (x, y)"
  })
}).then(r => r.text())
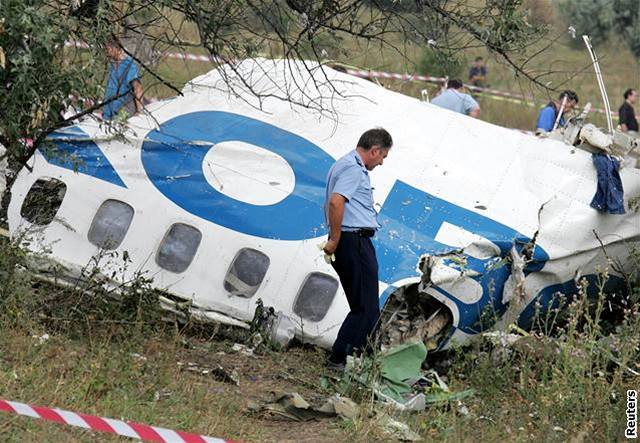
top-left (325, 355), bottom-right (345, 372)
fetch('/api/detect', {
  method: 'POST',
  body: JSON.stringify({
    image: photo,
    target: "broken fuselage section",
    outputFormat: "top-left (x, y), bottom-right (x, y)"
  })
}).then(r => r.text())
top-left (7, 59), bottom-right (640, 350)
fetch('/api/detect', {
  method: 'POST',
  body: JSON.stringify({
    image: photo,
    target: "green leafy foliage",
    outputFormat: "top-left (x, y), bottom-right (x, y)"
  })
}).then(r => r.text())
top-left (0, 0), bottom-right (110, 161)
top-left (615, 0), bottom-right (640, 56)
top-left (418, 48), bottom-right (465, 78)
top-left (558, 0), bottom-right (640, 56)
top-left (558, 0), bottom-right (616, 46)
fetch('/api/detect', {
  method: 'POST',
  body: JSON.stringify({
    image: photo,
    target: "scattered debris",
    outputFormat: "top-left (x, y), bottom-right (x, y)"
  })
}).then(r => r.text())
top-left (231, 343), bottom-right (254, 357)
top-left (31, 333), bottom-right (50, 345)
top-left (249, 299), bottom-right (296, 350)
top-left (342, 341), bottom-right (473, 412)
top-left (269, 312), bottom-right (296, 349)
top-left (377, 341), bottom-right (429, 409)
top-left (377, 414), bottom-right (422, 441)
top-left (209, 365), bottom-right (240, 386)
top-left (322, 395), bottom-right (359, 420)
top-left (153, 389), bottom-right (173, 401)
top-left (249, 392), bottom-right (347, 422)
top-left (482, 330), bottom-right (527, 347)
top-left (379, 283), bottom-right (452, 350)
top-left (130, 352), bottom-right (148, 362)
top-left (181, 361), bottom-right (240, 386)
top-left (457, 401), bottom-right (470, 417)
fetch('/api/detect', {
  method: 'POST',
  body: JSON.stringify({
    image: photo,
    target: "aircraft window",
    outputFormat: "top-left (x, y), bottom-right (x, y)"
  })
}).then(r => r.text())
top-left (224, 248), bottom-right (270, 298)
top-left (293, 273), bottom-right (338, 322)
top-left (156, 223), bottom-right (202, 273)
top-left (20, 178), bottom-right (67, 225)
top-left (87, 199), bottom-right (134, 250)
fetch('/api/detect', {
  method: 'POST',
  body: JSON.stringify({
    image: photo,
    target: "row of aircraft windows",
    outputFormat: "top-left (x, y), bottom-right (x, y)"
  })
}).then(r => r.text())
top-left (20, 177), bottom-right (339, 322)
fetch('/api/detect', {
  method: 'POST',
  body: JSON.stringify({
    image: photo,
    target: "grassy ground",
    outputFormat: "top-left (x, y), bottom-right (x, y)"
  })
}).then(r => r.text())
top-left (0, 237), bottom-right (639, 442)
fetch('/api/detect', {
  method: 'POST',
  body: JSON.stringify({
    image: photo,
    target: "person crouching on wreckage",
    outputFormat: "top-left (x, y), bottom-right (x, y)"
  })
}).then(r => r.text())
top-left (323, 128), bottom-right (393, 371)
top-left (536, 90), bottom-right (579, 134)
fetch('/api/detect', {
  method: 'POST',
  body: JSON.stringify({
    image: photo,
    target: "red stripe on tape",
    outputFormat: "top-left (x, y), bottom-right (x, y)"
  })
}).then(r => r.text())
top-left (0, 400), bottom-right (12, 413)
top-left (176, 430), bottom-right (209, 443)
top-left (123, 421), bottom-right (166, 441)
top-left (32, 405), bottom-right (66, 424)
top-left (78, 412), bottom-right (117, 434)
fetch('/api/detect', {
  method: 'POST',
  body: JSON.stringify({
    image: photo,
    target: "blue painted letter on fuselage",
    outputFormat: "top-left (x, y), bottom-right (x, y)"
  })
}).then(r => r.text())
top-left (141, 111), bottom-right (334, 240)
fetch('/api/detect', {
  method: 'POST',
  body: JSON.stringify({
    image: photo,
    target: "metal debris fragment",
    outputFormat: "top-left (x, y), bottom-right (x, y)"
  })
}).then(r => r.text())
top-left (249, 392), bottom-right (342, 421)
top-left (380, 284), bottom-right (452, 350)
top-left (377, 414), bottom-right (422, 441)
top-left (231, 343), bottom-right (254, 356)
top-left (182, 361), bottom-right (240, 386)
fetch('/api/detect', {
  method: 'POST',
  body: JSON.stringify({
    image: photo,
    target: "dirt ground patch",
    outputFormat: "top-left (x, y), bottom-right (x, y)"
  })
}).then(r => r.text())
top-left (0, 330), bottom-right (355, 442)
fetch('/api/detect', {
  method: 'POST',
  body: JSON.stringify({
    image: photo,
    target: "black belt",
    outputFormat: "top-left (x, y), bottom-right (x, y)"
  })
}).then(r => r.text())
top-left (342, 229), bottom-right (375, 238)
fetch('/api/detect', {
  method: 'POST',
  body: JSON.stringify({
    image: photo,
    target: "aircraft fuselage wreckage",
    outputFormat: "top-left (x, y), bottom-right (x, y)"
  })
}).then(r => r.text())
top-left (7, 59), bottom-right (640, 350)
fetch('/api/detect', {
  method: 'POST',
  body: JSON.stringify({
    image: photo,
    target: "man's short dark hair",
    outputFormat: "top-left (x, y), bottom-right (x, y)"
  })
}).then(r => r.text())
top-left (475, 56), bottom-right (483, 62)
top-left (448, 79), bottom-right (464, 89)
top-left (358, 128), bottom-right (393, 150)
top-left (105, 34), bottom-right (122, 48)
top-left (624, 88), bottom-right (636, 99)
top-left (559, 90), bottom-right (579, 103)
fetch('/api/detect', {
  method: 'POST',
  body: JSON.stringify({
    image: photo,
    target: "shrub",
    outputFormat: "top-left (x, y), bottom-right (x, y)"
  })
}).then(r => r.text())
top-left (557, 0), bottom-right (616, 46)
top-left (418, 48), bottom-right (465, 79)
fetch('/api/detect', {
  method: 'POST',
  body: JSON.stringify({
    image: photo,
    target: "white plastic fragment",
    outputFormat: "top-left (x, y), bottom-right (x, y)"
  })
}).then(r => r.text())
top-left (31, 333), bottom-right (50, 345)
top-left (502, 246), bottom-right (527, 305)
top-left (579, 123), bottom-right (613, 151)
top-left (376, 391), bottom-right (426, 412)
top-left (269, 311), bottom-right (296, 348)
top-left (231, 343), bottom-right (254, 356)
top-left (377, 414), bottom-right (423, 441)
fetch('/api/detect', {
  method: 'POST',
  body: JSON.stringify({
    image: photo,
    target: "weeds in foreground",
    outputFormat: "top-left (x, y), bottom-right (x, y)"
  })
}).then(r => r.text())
top-left (0, 235), bottom-right (165, 342)
top-left (0, 236), bottom-right (639, 441)
top-left (414, 261), bottom-right (640, 441)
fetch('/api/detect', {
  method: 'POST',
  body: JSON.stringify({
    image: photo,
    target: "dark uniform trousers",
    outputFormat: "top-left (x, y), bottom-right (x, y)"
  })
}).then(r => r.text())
top-left (330, 231), bottom-right (380, 363)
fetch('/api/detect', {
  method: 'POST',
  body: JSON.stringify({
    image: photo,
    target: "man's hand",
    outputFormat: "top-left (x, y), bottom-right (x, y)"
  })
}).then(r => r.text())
top-left (323, 238), bottom-right (338, 255)
top-left (133, 79), bottom-right (144, 114)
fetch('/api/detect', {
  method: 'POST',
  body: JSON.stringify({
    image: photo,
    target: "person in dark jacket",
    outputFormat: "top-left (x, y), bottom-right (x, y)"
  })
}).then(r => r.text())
top-left (619, 88), bottom-right (638, 133)
top-left (468, 57), bottom-right (487, 87)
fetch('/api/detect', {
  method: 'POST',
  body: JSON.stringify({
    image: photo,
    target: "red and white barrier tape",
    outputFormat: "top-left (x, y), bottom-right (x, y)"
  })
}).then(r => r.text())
top-left (64, 40), bottom-right (618, 117)
top-left (0, 398), bottom-right (235, 443)
top-left (65, 40), bottom-right (215, 63)
top-left (345, 68), bottom-right (618, 116)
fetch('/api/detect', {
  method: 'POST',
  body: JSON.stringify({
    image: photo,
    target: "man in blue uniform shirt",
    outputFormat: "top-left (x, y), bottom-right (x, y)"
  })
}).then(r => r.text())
top-left (102, 36), bottom-right (144, 120)
top-left (536, 90), bottom-right (579, 133)
top-left (430, 79), bottom-right (481, 118)
top-left (323, 128), bottom-right (393, 369)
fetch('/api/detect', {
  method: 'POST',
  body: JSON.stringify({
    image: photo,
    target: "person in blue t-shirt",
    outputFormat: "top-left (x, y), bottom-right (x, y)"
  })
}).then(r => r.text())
top-left (102, 36), bottom-right (143, 120)
top-left (536, 90), bottom-right (579, 133)
top-left (430, 79), bottom-right (481, 118)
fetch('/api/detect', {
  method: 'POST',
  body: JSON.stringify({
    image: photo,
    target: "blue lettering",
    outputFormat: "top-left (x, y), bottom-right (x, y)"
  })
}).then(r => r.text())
top-left (43, 125), bottom-right (126, 188)
top-left (140, 111), bottom-right (333, 240)
top-left (517, 274), bottom-right (625, 329)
